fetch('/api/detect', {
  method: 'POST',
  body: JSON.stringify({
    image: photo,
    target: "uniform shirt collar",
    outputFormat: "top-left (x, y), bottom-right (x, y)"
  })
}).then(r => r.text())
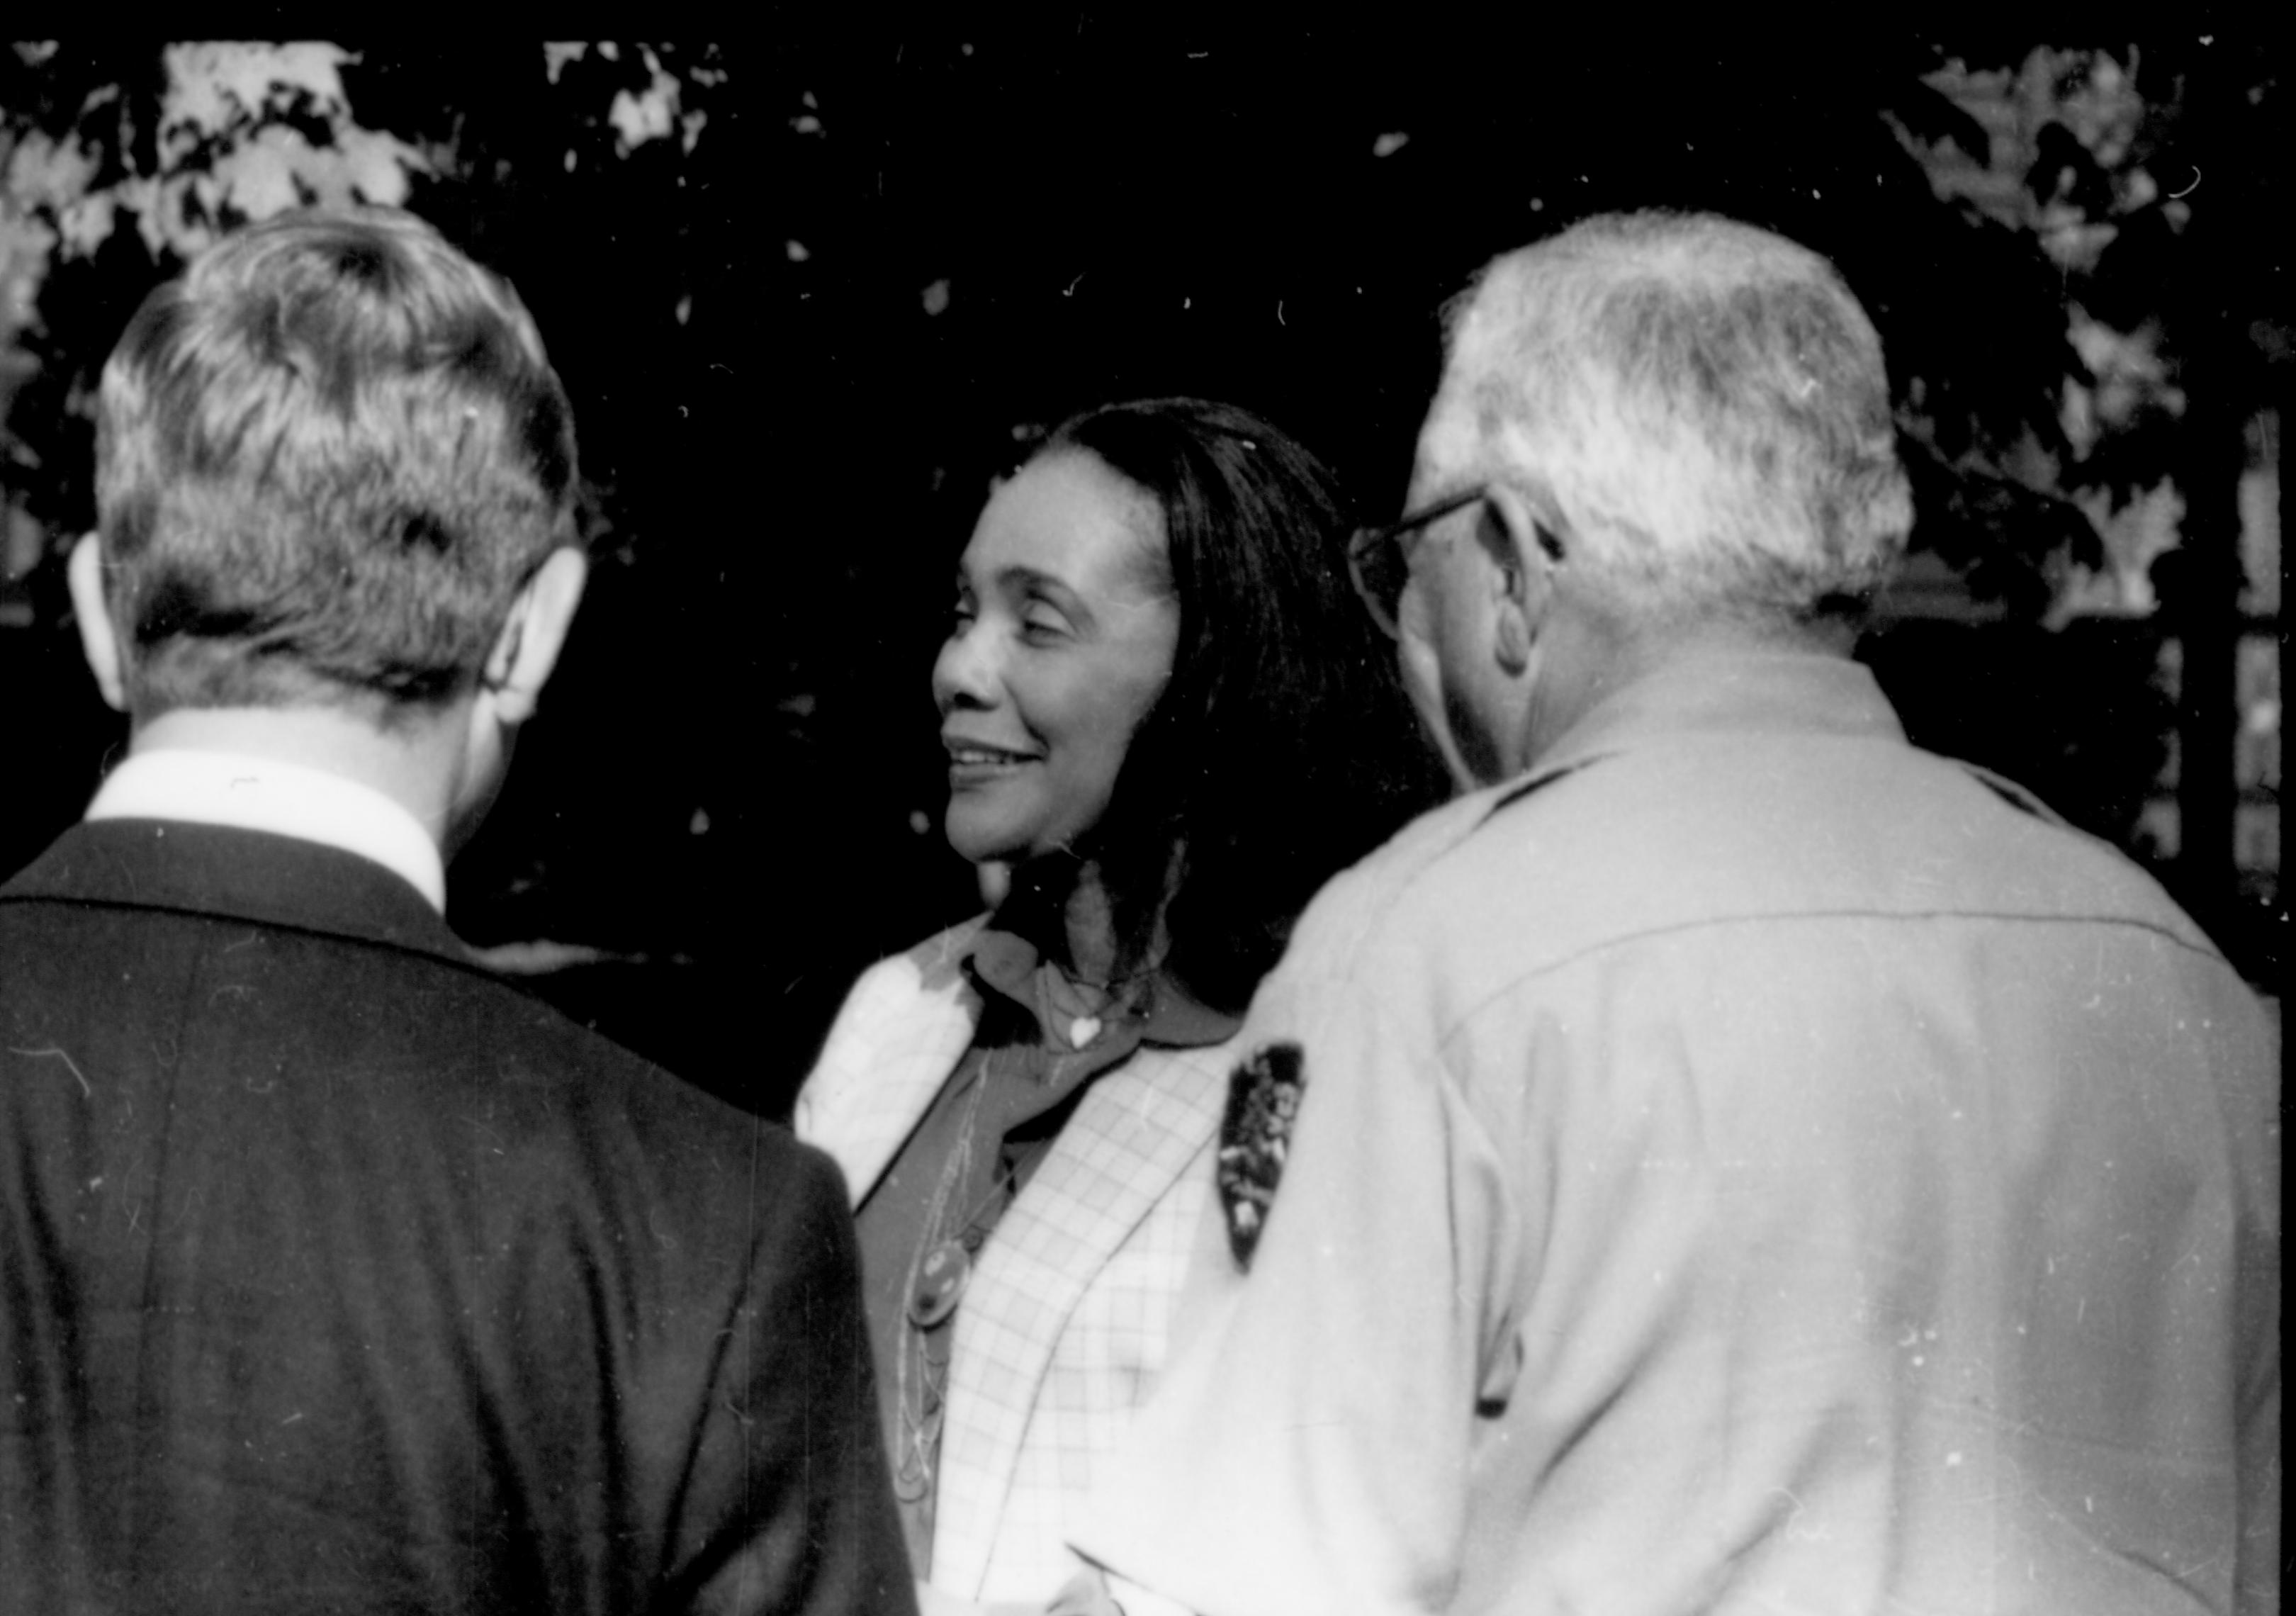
top-left (1554, 647), bottom-right (1901, 764)
top-left (1505, 649), bottom-right (1901, 790)
top-left (85, 748), bottom-right (447, 913)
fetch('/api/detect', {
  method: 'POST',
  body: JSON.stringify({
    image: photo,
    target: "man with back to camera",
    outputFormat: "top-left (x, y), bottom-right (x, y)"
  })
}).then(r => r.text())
top-left (1076, 212), bottom-right (2280, 1614)
top-left (0, 206), bottom-right (915, 1615)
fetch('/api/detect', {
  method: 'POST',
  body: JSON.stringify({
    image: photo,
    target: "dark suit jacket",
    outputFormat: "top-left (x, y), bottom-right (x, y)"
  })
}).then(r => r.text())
top-left (0, 819), bottom-right (913, 1615)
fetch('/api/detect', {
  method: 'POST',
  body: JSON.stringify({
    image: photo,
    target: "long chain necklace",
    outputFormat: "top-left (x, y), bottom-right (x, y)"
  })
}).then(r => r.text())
top-left (891, 1057), bottom-right (1020, 1502)
top-left (885, 966), bottom-right (1144, 1505)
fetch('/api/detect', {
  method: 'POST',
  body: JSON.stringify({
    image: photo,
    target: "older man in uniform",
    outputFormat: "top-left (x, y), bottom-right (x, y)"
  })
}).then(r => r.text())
top-left (1076, 212), bottom-right (2279, 1615)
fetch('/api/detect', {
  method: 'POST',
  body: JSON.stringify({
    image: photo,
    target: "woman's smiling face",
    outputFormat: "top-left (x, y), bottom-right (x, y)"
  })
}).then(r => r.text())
top-left (933, 451), bottom-right (1181, 869)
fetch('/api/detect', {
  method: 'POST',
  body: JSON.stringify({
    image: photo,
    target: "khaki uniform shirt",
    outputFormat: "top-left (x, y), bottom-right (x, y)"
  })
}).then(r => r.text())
top-left (1080, 650), bottom-right (2280, 1616)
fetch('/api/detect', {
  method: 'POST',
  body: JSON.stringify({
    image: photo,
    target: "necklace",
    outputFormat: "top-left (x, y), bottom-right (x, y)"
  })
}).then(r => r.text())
top-left (889, 1059), bottom-right (1023, 1501)
top-left (904, 1156), bottom-right (1022, 1329)
top-left (1035, 962), bottom-right (1151, 1055)
top-left (884, 974), bottom-right (1150, 1504)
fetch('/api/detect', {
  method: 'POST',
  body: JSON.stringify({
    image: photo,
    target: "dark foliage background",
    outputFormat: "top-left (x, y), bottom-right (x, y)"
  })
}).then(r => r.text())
top-left (2, 24), bottom-right (2282, 1117)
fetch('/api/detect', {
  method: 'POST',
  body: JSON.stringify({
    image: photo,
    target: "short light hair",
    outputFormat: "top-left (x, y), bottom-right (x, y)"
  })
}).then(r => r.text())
top-left (1445, 211), bottom-right (1912, 618)
top-left (94, 206), bottom-right (580, 718)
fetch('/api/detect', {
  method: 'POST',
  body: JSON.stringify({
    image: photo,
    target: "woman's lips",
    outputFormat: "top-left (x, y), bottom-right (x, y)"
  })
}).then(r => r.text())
top-left (945, 740), bottom-right (1040, 785)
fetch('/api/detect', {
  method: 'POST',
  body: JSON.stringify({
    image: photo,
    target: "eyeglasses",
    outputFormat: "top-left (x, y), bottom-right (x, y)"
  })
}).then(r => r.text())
top-left (1345, 486), bottom-right (1486, 639)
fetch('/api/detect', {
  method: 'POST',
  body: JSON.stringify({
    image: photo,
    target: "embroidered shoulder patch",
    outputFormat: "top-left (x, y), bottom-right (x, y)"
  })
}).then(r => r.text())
top-left (1217, 1040), bottom-right (1305, 1272)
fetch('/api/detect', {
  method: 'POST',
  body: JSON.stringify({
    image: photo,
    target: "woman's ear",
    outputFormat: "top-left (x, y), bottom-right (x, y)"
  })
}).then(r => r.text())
top-left (67, 532), bottom-right (130, 714)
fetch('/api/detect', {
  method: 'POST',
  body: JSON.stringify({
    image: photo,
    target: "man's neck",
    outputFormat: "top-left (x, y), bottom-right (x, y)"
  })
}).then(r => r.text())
top-left (1521, 606), bottom-right (1844, 778)
top-left (130, 704), bottom-right (470, 853)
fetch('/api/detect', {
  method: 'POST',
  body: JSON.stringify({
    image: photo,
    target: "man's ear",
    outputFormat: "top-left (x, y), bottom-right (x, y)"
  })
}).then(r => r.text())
top-left (1492, 566), bottom-right (1533, 675)
top-left (480, 546), bottom-right (589, 726)
top-left (67, 532), bottom-right (129, 714)
top-left (1484, 521), bottom-right (1552, 679)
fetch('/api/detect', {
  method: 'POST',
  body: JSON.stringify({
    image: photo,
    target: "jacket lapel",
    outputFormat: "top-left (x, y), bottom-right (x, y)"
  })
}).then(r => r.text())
top-left (932, 1040), bottom-right (1230, 1597)
top-left (793, 921), bottom-right (986, 1206)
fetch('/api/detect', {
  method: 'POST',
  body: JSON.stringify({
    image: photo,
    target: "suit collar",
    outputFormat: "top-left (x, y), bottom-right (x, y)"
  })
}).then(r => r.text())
top-left (0, 819), bottom-right (468, 967)
top-left (85, 748), bottom-right (446, 911)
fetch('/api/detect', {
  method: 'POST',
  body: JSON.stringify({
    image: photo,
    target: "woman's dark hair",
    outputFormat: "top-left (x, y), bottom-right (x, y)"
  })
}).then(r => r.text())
top-left (1038, 396), bottom-right (1448, 1014)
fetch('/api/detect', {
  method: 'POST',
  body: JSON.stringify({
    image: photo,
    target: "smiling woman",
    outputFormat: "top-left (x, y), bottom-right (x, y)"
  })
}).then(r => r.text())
top-left (935, 451), bottom-right (1179, 875)
top-left (793, 395), bottom-right (1446, 1612)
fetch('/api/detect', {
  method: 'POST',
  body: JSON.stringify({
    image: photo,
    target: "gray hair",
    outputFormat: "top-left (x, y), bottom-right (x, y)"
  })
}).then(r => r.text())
top-left (1444, 211), bottom-right (1912, 618)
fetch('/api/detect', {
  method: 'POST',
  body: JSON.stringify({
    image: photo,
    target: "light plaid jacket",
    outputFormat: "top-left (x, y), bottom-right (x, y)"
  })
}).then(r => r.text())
top-left (794, 920), bottom-right (1237, 1610)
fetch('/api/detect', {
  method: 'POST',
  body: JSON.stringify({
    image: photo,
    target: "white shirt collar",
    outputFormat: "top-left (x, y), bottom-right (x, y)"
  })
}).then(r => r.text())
top-left (85, 748), bottom-right (448, 912)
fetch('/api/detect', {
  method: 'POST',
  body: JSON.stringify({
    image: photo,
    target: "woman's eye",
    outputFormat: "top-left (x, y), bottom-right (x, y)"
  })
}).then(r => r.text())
top-left (1020, 607), bottom-right (1070, 641)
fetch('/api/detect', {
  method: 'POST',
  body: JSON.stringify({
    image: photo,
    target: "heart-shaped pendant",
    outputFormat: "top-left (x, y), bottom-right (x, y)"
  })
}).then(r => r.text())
top-left (1068, 1014), bottom-right (1102, 1049)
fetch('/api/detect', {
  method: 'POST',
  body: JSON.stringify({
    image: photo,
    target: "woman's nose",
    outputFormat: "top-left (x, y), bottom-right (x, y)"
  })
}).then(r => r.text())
top-left (933, 619), bottom-right (998, 712)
